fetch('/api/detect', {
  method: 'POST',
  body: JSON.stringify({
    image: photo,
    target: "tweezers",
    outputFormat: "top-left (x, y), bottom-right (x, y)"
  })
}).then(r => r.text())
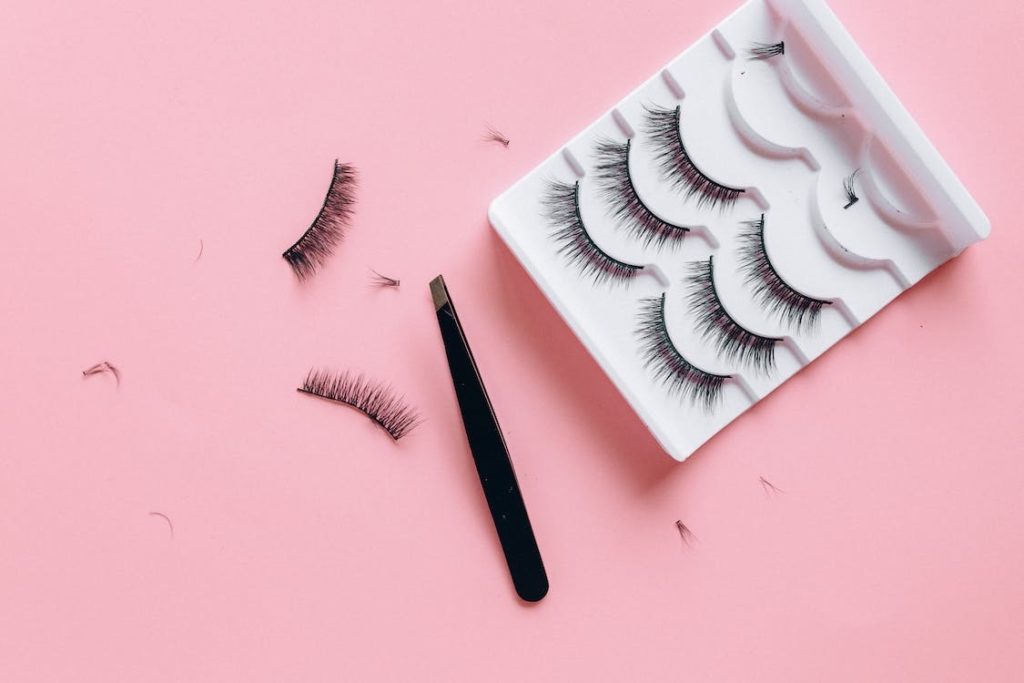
top-left (430, 274), bottom-right (548, 602)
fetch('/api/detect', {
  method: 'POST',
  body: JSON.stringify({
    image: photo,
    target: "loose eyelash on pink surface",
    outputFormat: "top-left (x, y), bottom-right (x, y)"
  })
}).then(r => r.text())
top-left (282, 160), bottom-right (357, 280)
top-left (298, 369), bottom-right (420, 441)
top-left (488, 0), bottom-right (989, 461)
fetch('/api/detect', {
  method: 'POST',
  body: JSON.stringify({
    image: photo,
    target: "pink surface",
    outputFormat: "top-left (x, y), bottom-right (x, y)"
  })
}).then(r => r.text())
top-left (1, 0), bottom-right (1022, 680)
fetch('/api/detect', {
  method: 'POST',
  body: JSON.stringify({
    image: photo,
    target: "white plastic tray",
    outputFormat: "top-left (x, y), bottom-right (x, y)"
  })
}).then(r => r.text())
top-left (488, 0), bottom-right (989, 462)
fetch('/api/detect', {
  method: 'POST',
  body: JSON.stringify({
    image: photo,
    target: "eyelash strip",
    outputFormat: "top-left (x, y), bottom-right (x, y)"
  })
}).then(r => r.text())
top-left (592, 137), bottom-right (691, 250)
top-left (637, 293), bottom-right (731, 410)
top-left (644, 104), bottom-right (745, 211)
top-left (685, 256), bottom-right (782, 374)
top-left (298, 369), bottom-right (421, 441)
top-left (282, 160), bottom-right (357, 280)
top-left (736, 215), bottom-right (831, 332)
top-left (543, 180), bottom-right (644, 285)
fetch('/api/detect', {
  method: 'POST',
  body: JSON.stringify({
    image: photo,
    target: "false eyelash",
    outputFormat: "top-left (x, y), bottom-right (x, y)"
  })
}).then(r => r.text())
top-left (644, 105), bottom-right (745, 211)
top-left (592, 137), bottom-right (691, 250)
top-left (282, 160), bottom-right (357, 280)
top-left (637, 293), bottom-right (731, 410)
top-left (543, 179), bottom-right (644, 285)
top-left (748, 41), bottom-right (785, 59)
top-left (736, 215), bottom-right (831, 332)
top-left (684, 256), bottom-right (782, 374)
top-left (369, 269), bottom-right (400, 288)
top-left (843, 170), bottom-right (860, 209)
top-left (298, 369), bottom-right (421, 441)
top-left (483, 124), bottom-right (510, 148)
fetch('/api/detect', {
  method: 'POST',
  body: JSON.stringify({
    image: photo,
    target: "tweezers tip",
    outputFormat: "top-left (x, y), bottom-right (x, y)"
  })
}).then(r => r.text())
top-left (429, 275), bottom-right (449, 311)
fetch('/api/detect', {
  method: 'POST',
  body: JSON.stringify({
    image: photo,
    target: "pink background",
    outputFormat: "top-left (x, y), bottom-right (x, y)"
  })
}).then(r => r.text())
top-left (1, 0), bottom-right (1022, 680)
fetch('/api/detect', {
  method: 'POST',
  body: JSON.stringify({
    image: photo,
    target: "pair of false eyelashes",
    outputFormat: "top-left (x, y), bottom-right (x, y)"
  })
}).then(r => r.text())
top-left (544, 104), bottom-right (837, 409)
top-left (635, 242), bottom-right (818, 410)
top-left (275, 166), bottom-right (420, 440)
top-left (612, 215), bottom-right (824, 410)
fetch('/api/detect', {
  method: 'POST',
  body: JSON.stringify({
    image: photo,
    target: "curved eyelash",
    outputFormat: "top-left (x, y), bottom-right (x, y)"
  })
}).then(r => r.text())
top-left (637, 293), bottom-right (731, 411)
top-left (592, 137), bottom-right (691, 250)
top-left (736, 214), bottom-right (831, 332)
top-left (644, 104), bottom-right (745, 211)
top-left (684, 256), bottom-right (782, 374)
top-left (282, 160), bottom-right (357, 280)
top-left (542, 179), bottom-right (644, 285)
top-left (298, 369), bottom-right (421, 441)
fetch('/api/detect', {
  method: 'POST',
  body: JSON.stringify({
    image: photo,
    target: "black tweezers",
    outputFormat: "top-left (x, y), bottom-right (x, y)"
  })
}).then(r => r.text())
top-left (430, 274), bottom-right (548, 602)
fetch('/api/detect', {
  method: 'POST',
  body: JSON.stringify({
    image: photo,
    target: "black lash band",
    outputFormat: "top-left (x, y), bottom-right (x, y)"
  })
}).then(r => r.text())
top-left (298, 369), bottom-right (420, 441)
top-left (748, 41), bottom-right (785, 59)
top-left (637, 293), bottom-right (731, 411)
top-left (644, 104), bottom-right (745, 211)
top-left (592, 137), bottom-right (691, 250)
top-left (736, 215), bottom-right (831, 332)
top-left (542, 179), bottom-right (644, 285)
top-left (282, 160), bottom-right (357, 280)
top-left (685, 256), bottom-right (782, 374)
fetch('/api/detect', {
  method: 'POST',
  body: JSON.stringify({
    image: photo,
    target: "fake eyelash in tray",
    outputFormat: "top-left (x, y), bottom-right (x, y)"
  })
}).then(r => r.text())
top-left (489, 0), bottom-right (989, 461)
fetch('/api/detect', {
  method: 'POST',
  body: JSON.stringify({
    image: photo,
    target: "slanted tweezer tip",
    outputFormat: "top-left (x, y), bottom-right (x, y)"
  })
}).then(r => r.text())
top-left (429, 274), bottom-right (449, 311)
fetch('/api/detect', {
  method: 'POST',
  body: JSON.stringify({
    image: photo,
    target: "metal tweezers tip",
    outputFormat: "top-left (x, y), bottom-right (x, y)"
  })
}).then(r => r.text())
top-left (429, 275), bottom-right (449, 311)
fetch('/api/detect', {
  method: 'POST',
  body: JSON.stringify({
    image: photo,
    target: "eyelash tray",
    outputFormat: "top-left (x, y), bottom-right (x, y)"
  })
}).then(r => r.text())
top-left (488, 0), bottom-right (990, 462)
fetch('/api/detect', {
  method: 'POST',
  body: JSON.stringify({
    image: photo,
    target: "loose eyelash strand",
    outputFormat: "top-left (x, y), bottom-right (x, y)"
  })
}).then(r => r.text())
top-left (644, 104), bottom-right (745, 211)
top-left (748, 41), bottom-right (785, 59)
top-left (736, 215), bottom-right (831, 332)
top-left (543, 180), bottom-right (644, 285)
top-left (843, 169), bottom-right (860, 209)
top-left (298, 369), bottom-right (421, 441)
top-left (82, 361), bottom-right (121, 386)
top-left (592, 137), bottom-right (691, 250)
top-left (483, 125), bottom-right (511, 148)
top-left (282, 160), bottom-right (357, 280)
top-left (685, 257), bottom-right (781, 374)
top-left (369, 269), bottom-right (400, 288)
top-left (637, 294), bottom-right (730, 411)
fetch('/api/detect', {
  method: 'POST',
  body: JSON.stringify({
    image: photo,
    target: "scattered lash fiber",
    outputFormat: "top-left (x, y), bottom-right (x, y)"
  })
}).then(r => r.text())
top-left (82, 361), bottom-right (120, 387)
top-left (542, 180), bottom-right (644, 286)
top-left (281, 160), bottom-right (357, 280)
top-left (675, 520), bottom-right (694, 546)
top-left (592, 137), bottom-right (691, 250)
top-left (194, 239), bottom-right (204, 263)
top-left (759, 476), bottom-right (783, 496)
top-left (843, 169), bottom-right (860, 209)
top-left (369, 269), bottom-right (400, 288)
top-left (748, 41), bottom-right (785, 59)
top-left (483, 125), bottom-right (510, 148)
top-left (298, 369), bottom-right (421, 441)
top-left (637, 294), bottom-right (730, 411)
top-left (149, 511), bottom-right (175, 537)
top-left (685, 257), bottom-right (782, 374)
top-left (644, 104), bottom-right (745, 211)
top-left (736, 215), bottom-right (831, 333)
